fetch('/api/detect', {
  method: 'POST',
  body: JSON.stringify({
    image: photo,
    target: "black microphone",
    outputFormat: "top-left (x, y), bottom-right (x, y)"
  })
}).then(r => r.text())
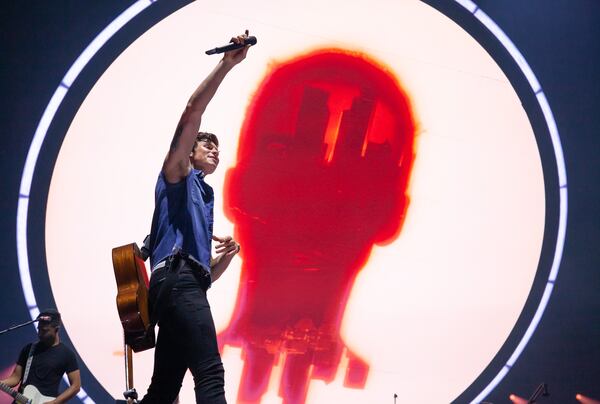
top-left (205, 36), bottom-right (257, 55)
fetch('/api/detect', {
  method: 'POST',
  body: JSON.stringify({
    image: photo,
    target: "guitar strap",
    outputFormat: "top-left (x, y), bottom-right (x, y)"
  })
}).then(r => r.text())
top-left (140, 234), bottom-right (151, 261)
top-left (21, 342), bottom-right (37, 388)
top-left (149, 253), bottom-right (185, 328)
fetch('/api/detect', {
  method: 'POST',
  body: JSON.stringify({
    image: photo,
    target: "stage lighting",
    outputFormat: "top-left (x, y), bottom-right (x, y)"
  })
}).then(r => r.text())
top-left (509, 393), bottom-right (528, 404)
top-left (576, 394), bottom-right (600, 404)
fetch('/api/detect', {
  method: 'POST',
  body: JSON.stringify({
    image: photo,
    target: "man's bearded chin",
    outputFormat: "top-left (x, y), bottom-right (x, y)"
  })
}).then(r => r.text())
top-left (38, 329), bottom-right (56, 346)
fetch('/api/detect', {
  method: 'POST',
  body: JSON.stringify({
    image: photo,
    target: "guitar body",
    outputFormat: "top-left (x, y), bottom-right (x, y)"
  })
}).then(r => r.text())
top-left (112, 243), bottom-right (155, 352)
top-left (21, 385), bottom-right (55, 404)
top-left (0, 382), bottom-right (54, 404)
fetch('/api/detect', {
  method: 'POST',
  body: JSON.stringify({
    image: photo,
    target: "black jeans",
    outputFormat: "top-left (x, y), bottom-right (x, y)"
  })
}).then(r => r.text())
top-left (141, 262), bottom-right (226, 404)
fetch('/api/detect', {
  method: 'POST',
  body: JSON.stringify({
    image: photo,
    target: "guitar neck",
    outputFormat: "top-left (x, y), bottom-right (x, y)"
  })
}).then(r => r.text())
top-left (0, 381), bottom-right (30, 404)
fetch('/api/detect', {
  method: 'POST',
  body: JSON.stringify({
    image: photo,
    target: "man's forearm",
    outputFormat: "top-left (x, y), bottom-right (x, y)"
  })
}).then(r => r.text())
top-left (210, 254), bottom-right (234, 282)
top-left (186, 59), bottom-right (235, 116)
top-left (185, 33), bottom-right (249, 117)
top-left (53, 383), bottom-right (80, 403)
top-left (0, 375), bottom-right (21, 388)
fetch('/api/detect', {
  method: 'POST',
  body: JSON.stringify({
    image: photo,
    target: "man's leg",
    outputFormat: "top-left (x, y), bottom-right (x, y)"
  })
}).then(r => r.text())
top-left (174, 287), bottom-right (226, 404)
top-left (140, 318), bottom-right (187, 403)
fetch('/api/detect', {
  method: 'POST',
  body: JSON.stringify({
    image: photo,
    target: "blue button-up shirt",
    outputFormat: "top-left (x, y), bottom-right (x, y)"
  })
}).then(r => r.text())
top-left (148, 169), bottom-right (214, 271)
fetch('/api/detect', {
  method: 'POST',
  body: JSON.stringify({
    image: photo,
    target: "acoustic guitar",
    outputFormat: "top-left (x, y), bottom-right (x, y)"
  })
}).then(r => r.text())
top-left (112, 242), bottom-right (155, 352)
top-left (0, 382), bottom-right (54, 404)
top-left (112, 242), bottom-right (155, 403)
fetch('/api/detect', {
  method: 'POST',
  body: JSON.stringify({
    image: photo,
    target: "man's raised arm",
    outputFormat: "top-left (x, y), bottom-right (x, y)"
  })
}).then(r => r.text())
top-left (163, 32), bottom-right (250, 183)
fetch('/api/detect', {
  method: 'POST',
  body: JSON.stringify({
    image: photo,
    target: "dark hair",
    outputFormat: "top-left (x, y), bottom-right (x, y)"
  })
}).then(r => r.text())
top-left (193, 132), bottom-right (219, 152)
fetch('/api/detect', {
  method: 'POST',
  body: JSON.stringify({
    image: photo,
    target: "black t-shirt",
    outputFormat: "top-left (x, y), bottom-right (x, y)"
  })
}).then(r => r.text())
top-left (16, 342), bottom-right (79, 398)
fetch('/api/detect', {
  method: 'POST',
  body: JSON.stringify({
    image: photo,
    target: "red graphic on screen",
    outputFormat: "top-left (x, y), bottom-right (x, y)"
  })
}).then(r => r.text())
top-left (221, 49), bottom-right (416, 403)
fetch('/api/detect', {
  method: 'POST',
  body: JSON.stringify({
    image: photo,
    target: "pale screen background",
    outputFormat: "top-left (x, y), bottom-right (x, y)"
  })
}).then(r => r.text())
top-left (45, 0), bottom-right (545, 402)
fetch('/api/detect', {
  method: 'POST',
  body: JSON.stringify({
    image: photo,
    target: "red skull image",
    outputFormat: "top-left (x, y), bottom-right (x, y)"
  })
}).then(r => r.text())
top-left (221, 49), bottom-right (416, 403)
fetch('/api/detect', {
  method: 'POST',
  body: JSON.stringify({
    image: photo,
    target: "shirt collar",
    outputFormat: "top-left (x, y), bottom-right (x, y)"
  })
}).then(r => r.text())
top-left (193, 168), bottom-right (206, 180)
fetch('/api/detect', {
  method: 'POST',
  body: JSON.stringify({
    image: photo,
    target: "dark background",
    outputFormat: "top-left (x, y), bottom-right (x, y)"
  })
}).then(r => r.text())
top-left (1, 1), bottom-right (599, 403)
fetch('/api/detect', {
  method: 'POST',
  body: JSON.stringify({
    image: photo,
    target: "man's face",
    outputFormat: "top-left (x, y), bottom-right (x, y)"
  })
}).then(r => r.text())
top-left (37, 322), bottom-right (58, 345)
top-left (191, 140), bottom-right (220, 174)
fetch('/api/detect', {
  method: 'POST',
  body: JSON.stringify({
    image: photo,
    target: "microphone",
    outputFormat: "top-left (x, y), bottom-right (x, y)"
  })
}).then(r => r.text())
top-left (37, 316), bottom-right (52, 322)
top-left (205, 36), bottom-right (257, 55)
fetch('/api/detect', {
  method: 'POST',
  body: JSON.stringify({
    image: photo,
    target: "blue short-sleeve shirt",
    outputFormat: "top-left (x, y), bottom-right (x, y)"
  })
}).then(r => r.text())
top-left (148, 169), bottom-right (214, 270)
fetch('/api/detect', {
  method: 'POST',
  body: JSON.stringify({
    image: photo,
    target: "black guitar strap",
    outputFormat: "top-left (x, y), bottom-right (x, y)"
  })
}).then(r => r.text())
top-left (149, 253), bottom-right (185, 328)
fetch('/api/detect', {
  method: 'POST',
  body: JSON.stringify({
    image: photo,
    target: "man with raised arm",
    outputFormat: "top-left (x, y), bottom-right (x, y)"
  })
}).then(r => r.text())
top-left (139, 32), bottom-right (250, 404)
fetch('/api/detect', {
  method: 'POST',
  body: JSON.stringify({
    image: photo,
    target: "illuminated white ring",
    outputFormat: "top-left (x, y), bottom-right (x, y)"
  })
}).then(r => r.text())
top-left (454, 1), bottom-right (567, 402)
top-left (15, 1), bottom-right (567, 403)
top-left (15, 1), bottom-right (155, 403)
